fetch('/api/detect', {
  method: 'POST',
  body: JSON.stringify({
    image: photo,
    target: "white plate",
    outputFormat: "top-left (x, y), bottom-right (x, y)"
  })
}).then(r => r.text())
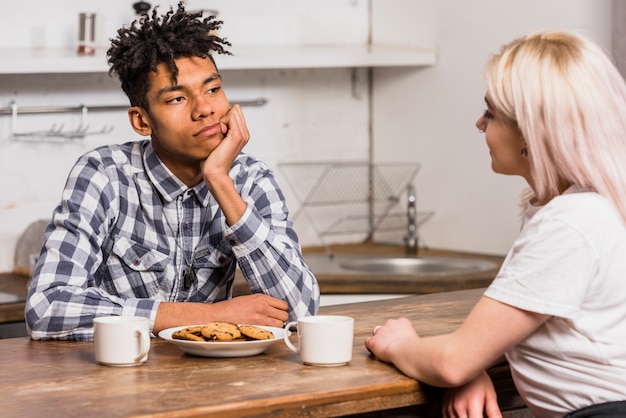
top-left (158, 325), bottom-right (288, 358)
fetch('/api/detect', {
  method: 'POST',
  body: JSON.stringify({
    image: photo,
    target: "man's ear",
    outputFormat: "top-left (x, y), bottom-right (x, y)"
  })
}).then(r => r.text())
top-left (128, 106), bottom-right (152, 137)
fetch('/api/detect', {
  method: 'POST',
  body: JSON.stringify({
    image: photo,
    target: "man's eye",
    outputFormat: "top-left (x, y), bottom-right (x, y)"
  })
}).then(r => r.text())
top-left (167, 97), bottom-right (184, 104)
top-left (206, 86), bottom-right (221, 95)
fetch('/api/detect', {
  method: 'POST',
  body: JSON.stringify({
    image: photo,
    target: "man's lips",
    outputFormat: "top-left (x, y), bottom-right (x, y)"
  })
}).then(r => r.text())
top-left (194, 123), bottom-right (221, 137)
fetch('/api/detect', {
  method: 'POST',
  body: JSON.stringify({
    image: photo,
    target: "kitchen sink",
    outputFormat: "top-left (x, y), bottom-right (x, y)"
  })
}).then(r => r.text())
top-left (0, 291), bottom-right (21, 304)
top-left (304, 254), bottom-right (499, 277)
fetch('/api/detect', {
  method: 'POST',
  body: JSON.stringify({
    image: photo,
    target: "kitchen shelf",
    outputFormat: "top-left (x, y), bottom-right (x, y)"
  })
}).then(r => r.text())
top-left (0, 45), bottom-right (436, 75)
top-left (217, 45), bottom-right (437, 70)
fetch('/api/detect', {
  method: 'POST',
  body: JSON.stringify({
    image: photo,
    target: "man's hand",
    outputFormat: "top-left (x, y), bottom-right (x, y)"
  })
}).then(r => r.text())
top-left (208, 294), bottom-right (289, 327)
top-left (153, 294), bottom-right (289, 334)
top-left (200, 104), bottom-right (250, 226)
top-left (202, 104), bottom-right (250, 180)
top-left (442, 371), bottom-right (502, 418)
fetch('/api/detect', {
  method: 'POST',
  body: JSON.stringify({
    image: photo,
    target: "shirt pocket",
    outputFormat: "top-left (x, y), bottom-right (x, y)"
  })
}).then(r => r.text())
top-left (104, 236), bottom-right (170, 298)
top-left (193, 244), bottom-right (236, 299)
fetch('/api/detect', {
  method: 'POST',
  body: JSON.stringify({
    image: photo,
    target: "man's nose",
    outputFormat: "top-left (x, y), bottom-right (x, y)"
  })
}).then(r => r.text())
top-left (191, 96), bottom-right (214, 120)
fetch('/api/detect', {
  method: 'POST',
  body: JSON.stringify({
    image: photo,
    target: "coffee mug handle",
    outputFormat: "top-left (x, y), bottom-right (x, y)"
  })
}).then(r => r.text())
top-left (134, 328), bottom-right (150, 362)
top-left (283, 321), bottom-right (299, 353)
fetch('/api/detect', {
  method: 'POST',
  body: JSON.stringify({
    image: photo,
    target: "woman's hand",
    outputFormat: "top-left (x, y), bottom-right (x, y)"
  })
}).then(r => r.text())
top-left (364, 317), bottom-right (418, 363)
top-left (442, 370), bottom-right (502, 418)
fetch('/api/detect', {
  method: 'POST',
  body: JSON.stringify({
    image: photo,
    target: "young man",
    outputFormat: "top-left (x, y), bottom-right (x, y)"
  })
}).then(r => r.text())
top-left (25, 3), bottom-right (320, 341)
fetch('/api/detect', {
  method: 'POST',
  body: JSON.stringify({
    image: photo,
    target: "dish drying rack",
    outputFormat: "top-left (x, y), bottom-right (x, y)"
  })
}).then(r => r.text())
top-left (278, 161), bottom-right (434, 254)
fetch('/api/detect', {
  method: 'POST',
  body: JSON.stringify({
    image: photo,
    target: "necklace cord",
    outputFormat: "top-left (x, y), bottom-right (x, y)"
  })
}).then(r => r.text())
top-left (156, 190), bottom-right (210, 291)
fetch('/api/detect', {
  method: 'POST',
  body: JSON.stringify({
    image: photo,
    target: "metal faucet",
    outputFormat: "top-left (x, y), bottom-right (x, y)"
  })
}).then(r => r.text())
top-left (404, 183), bottom-right (419, 256)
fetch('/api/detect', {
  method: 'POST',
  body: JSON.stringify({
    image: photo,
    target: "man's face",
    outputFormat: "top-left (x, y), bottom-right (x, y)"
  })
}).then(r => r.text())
top-left (141, 56), bottom-right (231, 181)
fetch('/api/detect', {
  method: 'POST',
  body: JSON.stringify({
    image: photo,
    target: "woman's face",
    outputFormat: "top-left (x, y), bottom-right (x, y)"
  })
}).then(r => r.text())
top-left (476, 96), bottom-right (531, 181)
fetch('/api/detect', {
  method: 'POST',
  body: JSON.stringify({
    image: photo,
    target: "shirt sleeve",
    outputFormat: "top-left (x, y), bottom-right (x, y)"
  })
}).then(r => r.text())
top-left (24, 151), bottom-right (159, 341)
top-left (225, 157), bottom-right (320, 321)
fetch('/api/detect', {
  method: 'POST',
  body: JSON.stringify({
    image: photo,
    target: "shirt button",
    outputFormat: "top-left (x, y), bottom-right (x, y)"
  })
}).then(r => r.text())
top-left (218, 256), bottom-right (226, 263)
top-left (133, 259), bottom-right (141, 266)
top-left (229, 239), bottom-right (236, 245)
top-left (182, 222), bottom-right (189, 231)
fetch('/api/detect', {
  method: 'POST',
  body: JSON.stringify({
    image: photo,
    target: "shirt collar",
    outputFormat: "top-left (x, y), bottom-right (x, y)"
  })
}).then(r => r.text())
top-left (143, 141), bottom-right (211, 207)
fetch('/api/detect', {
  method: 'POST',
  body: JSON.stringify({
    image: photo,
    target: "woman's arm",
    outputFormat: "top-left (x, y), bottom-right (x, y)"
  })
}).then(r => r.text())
top-left (365, 296), bottom-right (549, 387)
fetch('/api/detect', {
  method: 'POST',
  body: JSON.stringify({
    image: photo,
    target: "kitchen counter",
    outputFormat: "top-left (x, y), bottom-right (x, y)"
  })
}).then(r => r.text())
top-left (0, 272), bottom-right (28, 324)
top-left (0, 244), bottom-right (504, 327)
top-left (234, 243), bottom-right (504, 296)
top-left (0, 288), bottom-right (528, 417)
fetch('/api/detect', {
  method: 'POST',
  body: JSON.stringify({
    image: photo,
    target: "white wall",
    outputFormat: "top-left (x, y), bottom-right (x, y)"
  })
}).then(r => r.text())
top-left (0, 0), bottom-right (614, 271)
top-left (372, 0), bottom-right (612, 255)
top-left (0, 1), bottom-right (371, 271)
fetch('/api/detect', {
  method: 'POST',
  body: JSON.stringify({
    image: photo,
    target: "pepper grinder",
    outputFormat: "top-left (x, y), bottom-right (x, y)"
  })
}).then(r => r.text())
top-left (77, 13), bottom-right (96, 55)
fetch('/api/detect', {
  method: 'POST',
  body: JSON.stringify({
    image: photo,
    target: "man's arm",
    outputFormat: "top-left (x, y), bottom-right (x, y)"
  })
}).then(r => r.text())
top-left (201, 104), bottom-right (320, 321)
top-left (202, 103), bottom-right (250, 226)
top-left (25, 151), bottom-right (130, 341)
top-left (153, 294), bottom-right (289, 335)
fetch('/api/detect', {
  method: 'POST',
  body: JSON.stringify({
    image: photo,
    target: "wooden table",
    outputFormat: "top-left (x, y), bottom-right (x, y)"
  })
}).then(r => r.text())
top-left (0, 288), bottom-right (525, 417)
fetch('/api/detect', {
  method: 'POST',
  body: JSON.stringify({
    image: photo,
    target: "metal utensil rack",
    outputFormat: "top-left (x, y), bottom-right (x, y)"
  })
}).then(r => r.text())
top-left (3, 101), bottom-right (124, 142)
top-left (278, 161), bottom-right (434, 254)
top-left (2, 98), bottom-right (268, 142)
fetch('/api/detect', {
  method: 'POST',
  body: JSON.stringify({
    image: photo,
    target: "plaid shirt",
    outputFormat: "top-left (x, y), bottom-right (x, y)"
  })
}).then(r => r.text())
top-left (26, 140), bottom-right (319, 341)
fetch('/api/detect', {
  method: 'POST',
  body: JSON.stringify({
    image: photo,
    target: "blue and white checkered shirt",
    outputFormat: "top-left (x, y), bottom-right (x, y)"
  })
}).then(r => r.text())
top-left (26, 140), bottom-right (320, 341)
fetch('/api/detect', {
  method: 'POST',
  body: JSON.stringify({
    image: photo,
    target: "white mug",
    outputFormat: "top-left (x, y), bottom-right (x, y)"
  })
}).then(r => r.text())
top-left (93, 316), bottom-right (150, 367)
top-left (284, 315), bottom-right (354, 366)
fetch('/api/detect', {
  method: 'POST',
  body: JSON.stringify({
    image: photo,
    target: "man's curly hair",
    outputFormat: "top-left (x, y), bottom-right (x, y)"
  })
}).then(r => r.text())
top-left (107, 2), bottom-right (232, 109)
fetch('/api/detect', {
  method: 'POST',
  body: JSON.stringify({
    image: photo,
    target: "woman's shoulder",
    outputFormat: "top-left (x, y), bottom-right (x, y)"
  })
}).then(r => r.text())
top-left (534, 189), bottom-right (622, 232)
top-left (548, 189), bottom-right (613, 214)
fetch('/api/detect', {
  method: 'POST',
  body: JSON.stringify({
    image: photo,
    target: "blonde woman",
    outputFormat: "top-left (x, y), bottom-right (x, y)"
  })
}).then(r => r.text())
top-left (365, 31), bottom-right (626, 418)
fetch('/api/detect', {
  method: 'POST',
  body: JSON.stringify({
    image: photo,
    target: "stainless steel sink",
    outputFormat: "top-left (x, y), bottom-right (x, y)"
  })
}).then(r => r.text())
top-left (0, 291), bottom-right (21, 304)
top-left (304, 254), bottom-right (499, 277)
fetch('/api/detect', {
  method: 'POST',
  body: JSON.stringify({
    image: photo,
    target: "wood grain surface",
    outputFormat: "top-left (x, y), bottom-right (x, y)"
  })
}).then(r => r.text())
top-left (0, 288), bottom-right (524, 417)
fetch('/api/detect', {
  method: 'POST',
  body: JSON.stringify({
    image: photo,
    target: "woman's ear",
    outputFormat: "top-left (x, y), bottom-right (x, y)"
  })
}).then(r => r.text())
top-left (128, 106), bottom-right (152, 137)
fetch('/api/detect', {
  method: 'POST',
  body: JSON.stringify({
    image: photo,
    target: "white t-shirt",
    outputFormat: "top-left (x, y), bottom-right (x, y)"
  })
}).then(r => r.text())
top-left (484, 187), bottom-right (626, 418)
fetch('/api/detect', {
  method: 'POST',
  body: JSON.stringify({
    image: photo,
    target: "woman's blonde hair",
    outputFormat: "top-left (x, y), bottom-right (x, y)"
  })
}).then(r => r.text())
top-left (485, 31), bottom-right (626, 224)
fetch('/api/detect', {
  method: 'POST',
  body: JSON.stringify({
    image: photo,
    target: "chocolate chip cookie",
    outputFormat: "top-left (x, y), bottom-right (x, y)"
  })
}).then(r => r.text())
top-left (238, 325), bottom-right (275, 340)
top-left (201, 321), bottom-right (242, 341)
